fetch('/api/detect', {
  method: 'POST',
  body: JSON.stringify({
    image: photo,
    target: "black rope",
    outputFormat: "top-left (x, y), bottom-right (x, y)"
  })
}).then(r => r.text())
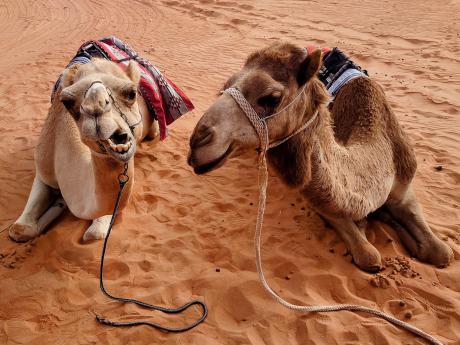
top-left (96, 162), bottom-right (208, 332)
top-left (114, 54), bottom-right (139, 63)
top-left (106, 88), bottom-right (143, 135)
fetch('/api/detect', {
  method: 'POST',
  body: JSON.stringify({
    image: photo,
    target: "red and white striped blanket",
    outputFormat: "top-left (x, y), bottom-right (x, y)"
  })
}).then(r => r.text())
top-left (52, 36), bottom-right (194, 140)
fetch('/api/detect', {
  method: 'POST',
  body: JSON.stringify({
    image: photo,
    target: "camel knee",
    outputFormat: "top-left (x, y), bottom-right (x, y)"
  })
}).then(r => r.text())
top-left (386, 184), bottom-right (453, 267)
top-left (320, 214), bottom-right (382, 272)
top-left (9, 197), bottom-right (67, 242)
top-left (387, 183), bottom-right (421, 215)
top-left (16, 176), bottom-right (57, 224)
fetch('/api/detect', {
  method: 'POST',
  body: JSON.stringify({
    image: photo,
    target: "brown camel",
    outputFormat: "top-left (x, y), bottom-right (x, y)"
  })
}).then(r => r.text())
top-left (188, 42), bottom-right (453, 272)
top-left (9, 58), bottom-right (159, 242)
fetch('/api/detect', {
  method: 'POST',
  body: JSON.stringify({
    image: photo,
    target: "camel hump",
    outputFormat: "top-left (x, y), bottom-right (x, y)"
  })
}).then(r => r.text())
top-left (331, 76), bottom-right (417, 182)
top-left (329, 76), bottom-right (390, 144)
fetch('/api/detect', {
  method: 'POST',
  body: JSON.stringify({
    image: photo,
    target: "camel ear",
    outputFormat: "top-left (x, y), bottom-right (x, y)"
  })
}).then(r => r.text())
top-left (60, 86), bottom-right (80, 120)
top-left (61, 64), bottom-right (81, 88)
top-left (125, 61), bottom-right (140, 84)
top-left (59, 64), bottom-right (83, 119)
top-left (297, 49), bottom-right (322, 86)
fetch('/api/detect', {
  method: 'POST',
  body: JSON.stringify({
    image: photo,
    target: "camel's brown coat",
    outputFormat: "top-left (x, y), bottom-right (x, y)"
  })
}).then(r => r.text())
top-left (188, 42), bottom-right (453, 271)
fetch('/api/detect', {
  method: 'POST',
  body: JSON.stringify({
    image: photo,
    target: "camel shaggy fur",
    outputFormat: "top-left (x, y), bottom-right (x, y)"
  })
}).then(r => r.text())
top-left (188, 42), bottom-right (453, 272)
top-left (9, 59), bottom-right (159, 242)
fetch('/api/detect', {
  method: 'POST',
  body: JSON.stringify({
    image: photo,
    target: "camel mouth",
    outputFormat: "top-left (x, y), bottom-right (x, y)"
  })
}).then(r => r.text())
top-left (107, 137), bottom-right (132, 153)
top-left (192, 144), bottom-right (234, 175)
top-left (100, 134), bottom-right (136, 162)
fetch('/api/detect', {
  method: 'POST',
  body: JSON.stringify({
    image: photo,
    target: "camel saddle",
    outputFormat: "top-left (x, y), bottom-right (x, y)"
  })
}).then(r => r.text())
top-left (52, 36), bottom-right (194, 140)
top-left (307, 45), bottom-right (368, 99)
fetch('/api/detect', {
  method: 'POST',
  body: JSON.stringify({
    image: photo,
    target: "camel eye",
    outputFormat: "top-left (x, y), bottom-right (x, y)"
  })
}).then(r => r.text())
top-left (258, 94), bottom-right (281, 109)
top-left (122, 85), bottom-right (137, 103)
top-left (127, 89), bottom-right (136, 101)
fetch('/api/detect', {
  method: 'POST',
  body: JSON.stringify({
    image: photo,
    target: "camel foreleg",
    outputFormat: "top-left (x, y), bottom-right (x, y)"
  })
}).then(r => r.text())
top-left (386, 183), bottom-right (453, 267)
top-left (319, 212), bottom-right (382, 272)
top-left (9, 175), bottom-right (66, 242)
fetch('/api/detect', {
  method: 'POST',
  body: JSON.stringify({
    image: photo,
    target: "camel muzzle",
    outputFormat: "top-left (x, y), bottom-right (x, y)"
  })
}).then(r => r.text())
top-left (78, 80), bottom-right (140, 160)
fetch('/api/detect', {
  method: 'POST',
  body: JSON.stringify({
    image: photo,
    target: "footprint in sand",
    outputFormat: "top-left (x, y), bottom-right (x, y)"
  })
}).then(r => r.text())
top-left (100, 260), bottom-right (130, 280)
top-left (222, 285), bottom-right (256, 322)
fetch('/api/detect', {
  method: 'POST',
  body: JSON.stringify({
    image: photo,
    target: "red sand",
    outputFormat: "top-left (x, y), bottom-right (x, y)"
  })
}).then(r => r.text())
top-left (0, 1), bottom-right (459, 344)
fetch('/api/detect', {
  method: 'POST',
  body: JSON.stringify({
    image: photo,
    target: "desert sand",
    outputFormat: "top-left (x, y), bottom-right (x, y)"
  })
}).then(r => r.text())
top-left (0, 0), bottom-right (459, 344)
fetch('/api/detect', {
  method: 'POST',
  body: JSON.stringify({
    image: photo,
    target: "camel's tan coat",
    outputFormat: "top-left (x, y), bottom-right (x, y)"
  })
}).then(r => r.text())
top-left (9, 59), bottom-right (158, 242)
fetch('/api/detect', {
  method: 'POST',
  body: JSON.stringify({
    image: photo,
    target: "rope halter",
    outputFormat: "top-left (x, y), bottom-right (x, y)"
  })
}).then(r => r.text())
top-left (220, 85), bottom-right (443, 345)
top-left (82, 80), bottom-right (143, 157)
top-left (222, 85), bottom-right (318, 152)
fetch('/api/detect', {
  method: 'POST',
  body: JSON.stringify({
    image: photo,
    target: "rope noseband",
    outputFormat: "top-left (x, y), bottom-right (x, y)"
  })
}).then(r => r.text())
top-left (222, 86), bottom-right (443, 345)
top-left (222, 86), bottom-right (317, 150)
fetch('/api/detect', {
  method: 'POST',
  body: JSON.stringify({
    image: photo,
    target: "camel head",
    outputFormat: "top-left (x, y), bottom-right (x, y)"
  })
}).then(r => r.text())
top-left (188, 42), bottom-right (328, 174)
top-left (60, 59), bottom-right (142, 162)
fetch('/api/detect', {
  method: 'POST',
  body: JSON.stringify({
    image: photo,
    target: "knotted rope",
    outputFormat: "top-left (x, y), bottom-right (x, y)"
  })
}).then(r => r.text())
top-left (222, 87), bottom-right (443, 345)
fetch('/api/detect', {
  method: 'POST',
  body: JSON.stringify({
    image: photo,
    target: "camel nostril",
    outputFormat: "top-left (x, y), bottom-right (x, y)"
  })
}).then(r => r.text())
top-left (110, 130), bottom-right (129, 145)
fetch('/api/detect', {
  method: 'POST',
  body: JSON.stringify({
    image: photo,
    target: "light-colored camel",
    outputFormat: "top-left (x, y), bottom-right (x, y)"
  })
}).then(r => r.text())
top-left (188, 42), bottom-right (453, 272)
top-left (9, 58), bottom-right (159, 242)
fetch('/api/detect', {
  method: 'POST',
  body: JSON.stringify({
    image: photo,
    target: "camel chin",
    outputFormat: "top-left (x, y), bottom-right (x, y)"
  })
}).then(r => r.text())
top-left (188, 143), bottom-right (234, 175)
top-left (98, 137), bottom-right (137, 162)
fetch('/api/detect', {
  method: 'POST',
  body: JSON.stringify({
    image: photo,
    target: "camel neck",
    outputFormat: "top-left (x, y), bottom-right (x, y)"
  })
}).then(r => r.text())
top-left (51, 101), bottom-right (135, 219)
top-left (91, 155), bottom-right (134, 213)
top-left (267, 106), bottom-right (377, 219)
top-left (266, 106), bottom-right (338, 189)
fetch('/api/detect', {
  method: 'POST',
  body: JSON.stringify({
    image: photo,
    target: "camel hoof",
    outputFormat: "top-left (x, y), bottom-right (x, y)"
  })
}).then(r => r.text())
top-left (361, 264), bottom-right (382, 273)
top-left (351, 244), bottom-right (382, 273)
top-left (9, 223), bottom-right (39, 242)
top-left (82, 225), bottom-right (108, 242)
top-left (435, 246), bottom-right (453, 268)
top-left (418, 239), bottom-right (453, 268)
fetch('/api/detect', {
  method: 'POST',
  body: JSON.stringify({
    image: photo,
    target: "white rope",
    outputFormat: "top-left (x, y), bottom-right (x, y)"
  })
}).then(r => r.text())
top-left (264, 84), bottom-right (308, 120)
top-left (268, 111), bottom-right (318, 149)
top-left (222, 87), bottom-right (444, 345)
top-left (0, 223), bottom-right (12, 234)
